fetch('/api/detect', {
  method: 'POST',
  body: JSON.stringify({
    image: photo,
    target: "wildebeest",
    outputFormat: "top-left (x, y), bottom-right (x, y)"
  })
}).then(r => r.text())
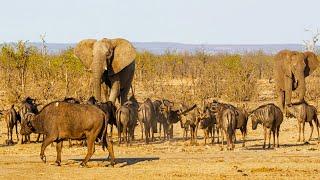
top-left (220, 108), bottom-right (237, 150)
top-left (19, 97), bottom-right (39, 144)
top-left (152, 100), bottom-right (168, 140)
top-left (249, 103), bottom-right (283, 149)
top-left (86, 96), bottom-right (117, 138)
top-left (4, 105), bottom-right (21, 144)
top-left (210, 100), bottom-right (248, 147)
top-left (138, 98), bottom-right (158, 144)
top-left (198, 108), bottom-right (216, 145)
top-left (116, 95), bottom-right (139, 145)
top-left (160, 99), bottom-right (192, 140)
top-left (20, 101), bottom-right (115, 167)
top-left (286, 102), bottom-right (319, 142)
top-left (179, 104), bottom-right (198, 144)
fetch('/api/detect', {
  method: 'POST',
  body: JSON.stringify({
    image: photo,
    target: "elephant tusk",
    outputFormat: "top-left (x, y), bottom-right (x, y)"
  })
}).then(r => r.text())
top-left (105, 66), bottom-right (108, 71)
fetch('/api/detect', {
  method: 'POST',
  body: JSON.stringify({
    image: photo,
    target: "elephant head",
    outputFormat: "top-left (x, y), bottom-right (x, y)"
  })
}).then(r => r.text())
top-left (74, 38), bottom-right (136, 101)
top-left (274, 50), bottom-right (319, 110)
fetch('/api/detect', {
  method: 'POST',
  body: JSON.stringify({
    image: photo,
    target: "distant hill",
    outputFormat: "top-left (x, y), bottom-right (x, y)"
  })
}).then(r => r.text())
top-left (2, 42), bottom-right (311, 54)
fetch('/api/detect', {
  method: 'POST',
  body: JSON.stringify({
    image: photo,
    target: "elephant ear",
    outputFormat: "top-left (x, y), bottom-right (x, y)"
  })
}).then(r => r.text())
top-left (304, 51), bottom-right (319, 77)
top-left (74, 39), bottom-right (97, 70)
top-left (110, 38), bottom-right (136, 74)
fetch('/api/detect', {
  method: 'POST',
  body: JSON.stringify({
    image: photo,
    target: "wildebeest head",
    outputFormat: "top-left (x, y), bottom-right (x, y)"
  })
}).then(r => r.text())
top-left (20, 112), bottom-right (35, 135)
top-left (198, 109), bottom-right (211, 129)
top-left (249, 113), bottom-right (260, 130)
top-left (87, 96), bottom-right (98, 105)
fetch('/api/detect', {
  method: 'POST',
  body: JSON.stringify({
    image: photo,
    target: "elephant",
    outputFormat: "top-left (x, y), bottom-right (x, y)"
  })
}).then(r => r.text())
top-left (274, 50), bottom-right (319, 111)
top-left (74, 38), bottom-right (136, 104)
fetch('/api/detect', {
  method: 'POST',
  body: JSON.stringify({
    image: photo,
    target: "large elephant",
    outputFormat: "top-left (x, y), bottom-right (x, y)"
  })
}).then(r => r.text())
top-left (274, 50), bottom-right (319, 110)
top-left (74, 38), bottom-right (136, 104)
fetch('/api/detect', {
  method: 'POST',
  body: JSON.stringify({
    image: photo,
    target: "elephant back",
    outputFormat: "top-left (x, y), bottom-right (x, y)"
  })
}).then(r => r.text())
top-left (110, 38), bottom-right (136, 74)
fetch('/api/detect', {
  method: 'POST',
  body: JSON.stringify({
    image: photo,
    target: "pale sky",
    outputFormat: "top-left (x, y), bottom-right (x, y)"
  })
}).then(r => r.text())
top-left (0, 0), bottom-right (319, 44)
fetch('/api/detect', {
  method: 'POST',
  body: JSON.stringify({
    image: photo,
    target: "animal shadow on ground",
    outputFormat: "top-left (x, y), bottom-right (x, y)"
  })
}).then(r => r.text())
top-left (70, 157), bottom-right (160, 167)
top-left (246, 141), bottom-right (313, 150)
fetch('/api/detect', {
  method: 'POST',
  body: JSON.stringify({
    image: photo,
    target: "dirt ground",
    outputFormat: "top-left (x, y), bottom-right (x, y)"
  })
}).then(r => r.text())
top-left (0, 112), bottom-right (320, 180)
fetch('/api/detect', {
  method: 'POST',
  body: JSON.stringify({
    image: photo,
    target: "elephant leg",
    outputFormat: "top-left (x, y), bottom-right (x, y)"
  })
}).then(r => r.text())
top-left (278, 90), bottom-right (285, 111)
top-left (120, 85), bottom-right (131, 105)
top-left (109, 79), bottom-right (120, 104)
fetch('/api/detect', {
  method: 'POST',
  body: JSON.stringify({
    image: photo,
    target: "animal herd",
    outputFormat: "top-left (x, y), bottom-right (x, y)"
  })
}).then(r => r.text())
top-left (1, 94), bottom-right (319, 167)
top-left (0, 44), bottom-right (319, 167)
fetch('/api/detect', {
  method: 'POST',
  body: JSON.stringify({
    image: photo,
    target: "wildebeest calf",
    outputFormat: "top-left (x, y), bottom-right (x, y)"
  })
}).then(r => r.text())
top-left (250, 103), bottom-right (283, 149)
top-left (20, 101), bottom-right (115, 167)
top-left (286, 102), bottom-right (319, 142)
top-left (179, 104), bottom-right (198, 144)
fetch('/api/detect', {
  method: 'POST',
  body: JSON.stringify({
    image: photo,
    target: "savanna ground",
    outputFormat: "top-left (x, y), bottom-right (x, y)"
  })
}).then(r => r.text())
top-left (0, 42), bottom-right (320, 179)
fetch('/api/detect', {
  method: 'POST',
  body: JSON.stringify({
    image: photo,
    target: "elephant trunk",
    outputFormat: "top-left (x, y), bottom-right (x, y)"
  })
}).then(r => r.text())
top-left (92, 46), bottom-right (107, 102)
top-left (296, 72), bottom-right (306, 103)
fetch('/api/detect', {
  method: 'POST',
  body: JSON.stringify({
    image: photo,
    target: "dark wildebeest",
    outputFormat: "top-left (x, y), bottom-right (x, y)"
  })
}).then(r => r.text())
top-left (86, 96), bottom-right (117, 138)
top-left (116, 96), bottom-right (139, 145)
top-left (152, 99), bottom-right (168, 140)
top-left (179, 104), bottom-right (198, 144)
top-left (220, 108), bottom-right (237, 150)
top-left (159, 99), bottom-right (186, 140)
top-left (249, 103), bottom-right (283, 149)
top-left (198, 108), bottom-right (216, 145)
top-left (20, 101), bottom-right (115, 167)
top-left (19, 97), bottom-right (39, 144)
top-left (138, 98), bottom-right (158, 144)
top-left (4, 105), bottom-right (21, 144)
top-left (210, 100), bottom-right (248, 147)
top-left (286, 102), bottom-right (319, 142)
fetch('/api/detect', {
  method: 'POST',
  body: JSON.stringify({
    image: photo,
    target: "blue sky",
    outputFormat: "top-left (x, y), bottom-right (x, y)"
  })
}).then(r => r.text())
top-left (0, 0), bottom-right (319, 44)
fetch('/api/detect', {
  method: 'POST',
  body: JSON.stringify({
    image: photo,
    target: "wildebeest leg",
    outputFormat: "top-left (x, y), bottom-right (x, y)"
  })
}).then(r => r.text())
top-left (204, 129), bottom-right (208, 145)
top-left (40, 136), bottom-right (56, 163)
top-left (241, 129), bottom-right (246, 147)
top-left (263, 127), bottom-right (267, 149)
top-left (36, 134), bottom-right (41, 143)
top-left (220, 130), bottom-right (224, 150)
top-left (145, 124), bottom-right (149, 144)
top-left (298, 122), bottom-right (301, 142)
top-left (117, 122), bottom-right (121, 146)
top-left (110, 124), bottom-right (113, 139)
top-left (10, 128), bottom-right (13, 142)
top-left (80, 136), bottom-right (95, 167)
top-left (217, 127), bottom-right (220, 144)
top-left (55, 140), bottom-right (63, 166)
top-left (268, 128), bottom-right (271, 148)
top-left (7, 124), bottom-right (9, 142)
top-left (68, 139), bottom-right (73, 147)
top-left (27, 135), bottom-right (31, 143)
top-left (309, 121), bottom-right (313, 141)
top-left (276, 125), bottom-right (280, 147)
top-left (159, 123), bottom-right (162, 140)
top-left (123, 124), bottom-right (128, 146)
top-left (302, 122), bottom-right (306, 142)
top-left (15, 123), bottom-right (19, 141)
top-left (272, 129), bottom-right (276, 148)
